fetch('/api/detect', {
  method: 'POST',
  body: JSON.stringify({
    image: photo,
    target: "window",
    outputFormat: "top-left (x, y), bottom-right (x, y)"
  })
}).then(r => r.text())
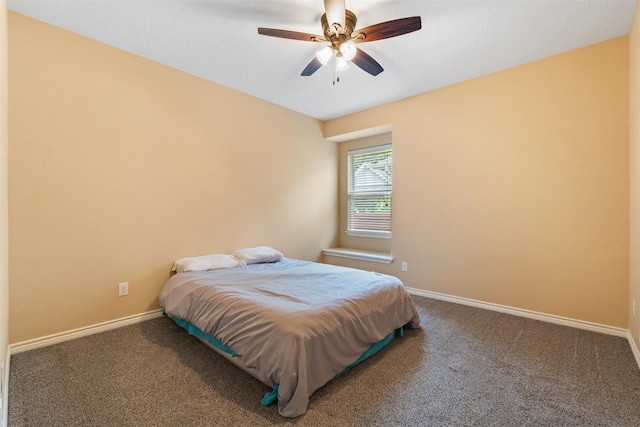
top-left (347, 144), bottom-right (392, 238)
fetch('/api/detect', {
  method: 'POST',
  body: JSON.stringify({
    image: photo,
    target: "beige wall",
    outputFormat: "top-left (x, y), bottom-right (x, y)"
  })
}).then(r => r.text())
top-left (325, 37), bottom-right (630, 328)
top-left (7, 9), bottom-right (635, 342)
top-left (630, 6), bottom-right (640, 351)
top-left (8, 12), bottom-right (337, 343)
top-left (1, 0), bottom-right (9, 408)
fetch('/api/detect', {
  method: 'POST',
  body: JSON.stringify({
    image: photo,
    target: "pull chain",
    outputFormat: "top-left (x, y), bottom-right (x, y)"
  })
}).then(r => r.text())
top-left (333, 53), bottom-right (338, 85)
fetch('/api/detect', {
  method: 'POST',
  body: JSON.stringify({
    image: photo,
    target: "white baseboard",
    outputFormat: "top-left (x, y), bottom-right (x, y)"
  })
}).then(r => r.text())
top-left (628, 331), bottom-right (640, 370)
top-left (407, 287), bottom-right (629, 338)
top-left (8, 309), bottom-right (164, 355)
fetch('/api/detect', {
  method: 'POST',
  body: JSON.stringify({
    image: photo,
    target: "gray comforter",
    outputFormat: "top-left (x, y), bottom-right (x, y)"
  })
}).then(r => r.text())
top-left (159, 258), bottom-right (420, 417)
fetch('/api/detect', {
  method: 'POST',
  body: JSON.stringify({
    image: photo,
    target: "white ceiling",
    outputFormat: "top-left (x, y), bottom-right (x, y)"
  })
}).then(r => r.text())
top-left (8, 0), bottom-right (638, 121)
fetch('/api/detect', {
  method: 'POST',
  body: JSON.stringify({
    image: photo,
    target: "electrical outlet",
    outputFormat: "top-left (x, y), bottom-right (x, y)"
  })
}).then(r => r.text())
top-left (118, 282), bottom-right (129, 297)
top-left (401, 262), bottom-right (408, 272)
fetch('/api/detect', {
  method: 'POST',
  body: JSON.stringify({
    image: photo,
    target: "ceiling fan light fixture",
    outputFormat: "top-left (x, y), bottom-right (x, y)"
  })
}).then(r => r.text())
top-left (336, 56), bottom-right (350, 71)
top-left (316, 46), bottom-right (333, 65)
top-left (339, 40), bottom-right (356, 61)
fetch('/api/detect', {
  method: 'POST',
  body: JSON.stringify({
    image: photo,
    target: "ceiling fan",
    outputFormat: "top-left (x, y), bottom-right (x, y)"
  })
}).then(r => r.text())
top-left (257, 0), bottom-right (421, 82)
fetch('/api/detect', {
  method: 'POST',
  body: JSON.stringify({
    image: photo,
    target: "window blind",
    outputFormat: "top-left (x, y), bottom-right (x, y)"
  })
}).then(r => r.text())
top-left (347, 144), bottom-right (392, 238)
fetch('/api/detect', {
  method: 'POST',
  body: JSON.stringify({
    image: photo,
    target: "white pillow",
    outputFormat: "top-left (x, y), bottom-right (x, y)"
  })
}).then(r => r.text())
top-left (172, 253), bottom-right (242, 273)
top-left (232, 246), bottom-right (283, 265)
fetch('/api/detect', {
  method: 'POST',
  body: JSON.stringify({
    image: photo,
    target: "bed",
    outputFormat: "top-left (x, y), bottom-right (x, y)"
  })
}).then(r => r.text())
top-left (159, 248), bottom-right (420, 417)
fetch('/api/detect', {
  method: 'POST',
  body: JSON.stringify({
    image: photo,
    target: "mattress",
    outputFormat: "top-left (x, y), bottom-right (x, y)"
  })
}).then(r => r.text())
top-left (159, 258), bottom-right (420, 417)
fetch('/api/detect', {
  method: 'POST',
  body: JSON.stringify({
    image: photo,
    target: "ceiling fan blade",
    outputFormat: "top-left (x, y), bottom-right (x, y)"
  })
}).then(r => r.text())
top-left (258, 27), bottom-right (324, 42)
top-left (351, 48), bottom-right (383, 76)
top-left (301, 57), bottom-right (324, 76)
top-left (324, 0), bottom-right (346, 32)
top-left (353, 16), bottom-right (422, 42)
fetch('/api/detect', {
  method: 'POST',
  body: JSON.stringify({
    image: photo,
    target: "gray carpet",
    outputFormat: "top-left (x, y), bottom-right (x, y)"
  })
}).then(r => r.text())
top-left (8, 296), bottom-right (640, 426)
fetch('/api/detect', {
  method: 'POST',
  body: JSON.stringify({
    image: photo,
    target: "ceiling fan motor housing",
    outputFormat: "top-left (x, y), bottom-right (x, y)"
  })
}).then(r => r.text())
top-left (322, 9), bottom-right (357, 45)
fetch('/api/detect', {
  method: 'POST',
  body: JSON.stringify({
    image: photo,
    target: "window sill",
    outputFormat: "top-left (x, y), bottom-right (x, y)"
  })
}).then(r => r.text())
top-left (322, 248), bottom-right (393, 264)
